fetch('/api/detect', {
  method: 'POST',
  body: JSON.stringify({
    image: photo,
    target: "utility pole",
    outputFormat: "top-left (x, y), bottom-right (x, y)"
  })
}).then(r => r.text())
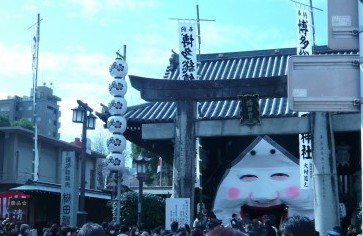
top-left (31, 13), bottom-right (41, 182)
top-left (358, 0), bottom-right (363, 229)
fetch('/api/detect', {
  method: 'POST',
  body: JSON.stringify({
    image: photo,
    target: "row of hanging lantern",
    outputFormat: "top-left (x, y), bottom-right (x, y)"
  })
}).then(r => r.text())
top-left (105, 53), bottom-right (128, 171)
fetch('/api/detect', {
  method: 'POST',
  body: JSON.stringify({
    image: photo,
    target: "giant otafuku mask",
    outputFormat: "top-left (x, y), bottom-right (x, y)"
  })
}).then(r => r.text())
top-left (213, 136), bottom-right (314, 225)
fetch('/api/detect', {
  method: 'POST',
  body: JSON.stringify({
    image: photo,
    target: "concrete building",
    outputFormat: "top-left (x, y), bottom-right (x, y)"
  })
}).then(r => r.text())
top-left (0, 84), bottom-right (61, 139)
top-left (0, 126), bottom-right (111, 229)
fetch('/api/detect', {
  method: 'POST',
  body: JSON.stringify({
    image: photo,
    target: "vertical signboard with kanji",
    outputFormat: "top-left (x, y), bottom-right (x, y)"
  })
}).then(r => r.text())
top-left (296, 5), bottom-right (313, 189)
top-left (297, 7), bottom-right (312, 55)
top-left (60, 151), bottom-right (78, 226)
top-left (299, 132), bottom-right (313, 189)
top-left (165, 198), bottom-right (190, 230)
top-left (178, 22), bottom-right (197, 80)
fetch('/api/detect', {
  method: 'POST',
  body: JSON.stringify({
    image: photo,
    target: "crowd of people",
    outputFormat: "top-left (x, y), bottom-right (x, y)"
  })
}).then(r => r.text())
top-left (0, 213), bottom-right (362, 236)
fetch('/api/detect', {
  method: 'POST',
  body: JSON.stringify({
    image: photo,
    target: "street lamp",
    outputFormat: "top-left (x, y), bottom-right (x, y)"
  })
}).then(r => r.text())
top-left (72, 99), bottom-right (96, 227)
top-left (133, 154), bottom-right (150, 228)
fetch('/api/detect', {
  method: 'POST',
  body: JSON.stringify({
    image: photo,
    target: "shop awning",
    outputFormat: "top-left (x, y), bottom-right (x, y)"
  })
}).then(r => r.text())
top-left (10, 181), bottom-right (110, 200)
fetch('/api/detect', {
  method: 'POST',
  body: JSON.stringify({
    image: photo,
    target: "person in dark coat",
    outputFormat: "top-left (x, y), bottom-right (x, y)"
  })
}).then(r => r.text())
top-left (264, 219), bottom-right (277, 236)
top-left (78, 223), bottom-right (106, 236)
top-left (19, 224), bottom-right (30, 236)
top-left (279, 215), bottom-right (317, 236)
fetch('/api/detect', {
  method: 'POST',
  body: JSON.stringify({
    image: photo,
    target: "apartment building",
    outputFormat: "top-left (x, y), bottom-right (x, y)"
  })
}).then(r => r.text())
top-left (0, 85), bottom-right (61, 139)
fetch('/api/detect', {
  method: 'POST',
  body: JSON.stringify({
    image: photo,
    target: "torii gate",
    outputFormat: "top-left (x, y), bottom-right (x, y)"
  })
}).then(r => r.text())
top-left (129, 75), bottom-right (287, 220)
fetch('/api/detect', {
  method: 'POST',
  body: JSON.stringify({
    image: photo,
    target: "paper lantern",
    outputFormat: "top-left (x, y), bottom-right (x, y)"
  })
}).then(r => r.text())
top-left (108, 97), bottom-right (127, 115)
top-left (109, 79), bottom-right (127, 97)
top-left (107, 116), bottom-right (127, 133)
top-left (106, 153), bottom-right (125, 171)
top-left (109, 58), bottom-right (128, 78)
top-left (107, 134), bottom-right (126, 152)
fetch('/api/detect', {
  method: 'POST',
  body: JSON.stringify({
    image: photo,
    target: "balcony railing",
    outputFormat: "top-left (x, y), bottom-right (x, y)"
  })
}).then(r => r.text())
top-left (0, 171), bottom-right (57, 185)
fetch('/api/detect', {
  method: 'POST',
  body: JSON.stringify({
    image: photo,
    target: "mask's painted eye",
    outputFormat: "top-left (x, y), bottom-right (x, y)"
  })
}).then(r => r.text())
top-left (270, 173), bottom-right (289, 181)
top-left (240, 174), bottom-right (258, 182)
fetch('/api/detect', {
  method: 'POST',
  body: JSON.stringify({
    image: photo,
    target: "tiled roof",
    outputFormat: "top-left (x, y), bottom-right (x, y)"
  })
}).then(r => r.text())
top-left (125, 46), bottom-right (357, 123)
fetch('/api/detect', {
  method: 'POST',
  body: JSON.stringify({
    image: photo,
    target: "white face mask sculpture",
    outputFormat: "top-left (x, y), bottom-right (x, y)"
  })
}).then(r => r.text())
top-left (213, 136), bottom-right (314, 225)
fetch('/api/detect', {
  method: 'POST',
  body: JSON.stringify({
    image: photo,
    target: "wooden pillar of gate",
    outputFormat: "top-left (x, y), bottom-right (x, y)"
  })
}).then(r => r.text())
top-left (173, 100), bottom-right (196, 219)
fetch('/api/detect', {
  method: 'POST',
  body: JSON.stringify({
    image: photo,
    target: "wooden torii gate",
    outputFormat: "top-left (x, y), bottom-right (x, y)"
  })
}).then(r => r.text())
top-left (129, 75), bottom-right (287, 220)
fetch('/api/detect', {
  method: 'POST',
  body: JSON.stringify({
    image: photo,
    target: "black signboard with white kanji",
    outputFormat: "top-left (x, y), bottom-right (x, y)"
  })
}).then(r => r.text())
top-left (8, 198), bottom-right (28, 223)
top-left (238, 94), bottom-right (260, 125)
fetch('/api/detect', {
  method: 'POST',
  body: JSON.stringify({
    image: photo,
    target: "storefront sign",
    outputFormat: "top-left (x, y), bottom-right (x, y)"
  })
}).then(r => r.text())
top-left (8, 198), bottom-right (28, 222)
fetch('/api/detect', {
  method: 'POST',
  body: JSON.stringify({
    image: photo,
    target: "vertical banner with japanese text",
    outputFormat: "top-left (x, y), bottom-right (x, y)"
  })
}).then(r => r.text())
top-left (165, 198), bottom-right (190, 230)
top-left (60, 151), bottom-right (78, 226)
top-left (296, 6), bottom-right (313, 189)
top-left (297, 6), bottom-right (313, 55)
top-left (299, 131), bottom-right (313, 189)
top-left (178, 22), bottom-right (197, 80)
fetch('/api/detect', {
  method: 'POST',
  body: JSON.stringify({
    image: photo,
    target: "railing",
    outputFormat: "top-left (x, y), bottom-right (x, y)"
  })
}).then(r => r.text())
top-left (0, 171), bottom-right (58, 185)
top-left (0, 171), bottom-right (32, 184)
top-left (128, 185), bottom-right (173, 195)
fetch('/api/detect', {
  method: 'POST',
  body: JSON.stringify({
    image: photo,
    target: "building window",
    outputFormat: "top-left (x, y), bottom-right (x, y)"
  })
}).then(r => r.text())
top-left (0, 105), bottom-right (10, 112)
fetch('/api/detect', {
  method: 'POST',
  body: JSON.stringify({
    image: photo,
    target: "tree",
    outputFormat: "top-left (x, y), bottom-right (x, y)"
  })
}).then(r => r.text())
top-left (131, 143), bottom-right (173, 186)
top-left (0, 114), bottom-right (10, 127)
top-left (131, 143), bottom-right (159, 185)
top-left (12, 118), bottom-right (33, 130)
top-left (120, 191), bottom-right (165, 229)
top-left (91, 129), bottom-right (109, 190)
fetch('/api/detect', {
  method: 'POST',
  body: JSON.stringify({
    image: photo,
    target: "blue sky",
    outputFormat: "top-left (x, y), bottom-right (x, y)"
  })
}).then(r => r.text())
top-left (0, 0), bottom-right (327, 142)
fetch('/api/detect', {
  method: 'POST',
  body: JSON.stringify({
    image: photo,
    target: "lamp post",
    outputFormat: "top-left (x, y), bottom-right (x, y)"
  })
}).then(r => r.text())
top-left (133, 154), bottom-right (150, 228)
top-left (72, 99), bottom-right (96, 227)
